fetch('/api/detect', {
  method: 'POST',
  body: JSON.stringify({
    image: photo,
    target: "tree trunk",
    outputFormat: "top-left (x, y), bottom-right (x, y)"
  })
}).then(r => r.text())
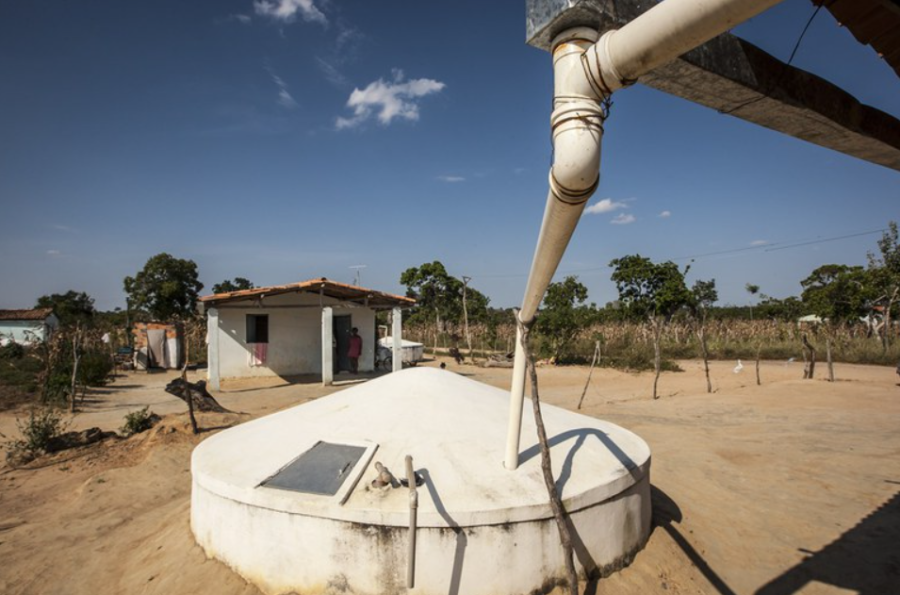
top-left (462, 278), bottom-right (473, 362)
top-left (577, 340), bottom-right (601, 410)
top-left (70, 326), bottom-right (82, 413)
top-left (519, 322), bottom-right (578, 595)
top-left (802, 333), bottom-right (817, 379)
top-left (697, 323), bottom-right (712, 394)
top-left (755, 344), bottom-right (761, 386)
top-left (652, 317), bottom-right (662, 400)
top-left (826, 334), bottom-right (834, 382)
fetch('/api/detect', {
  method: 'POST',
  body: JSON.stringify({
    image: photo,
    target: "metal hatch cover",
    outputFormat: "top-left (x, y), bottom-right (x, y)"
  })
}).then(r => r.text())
top-left (261, 441), bottom-right (368, 497)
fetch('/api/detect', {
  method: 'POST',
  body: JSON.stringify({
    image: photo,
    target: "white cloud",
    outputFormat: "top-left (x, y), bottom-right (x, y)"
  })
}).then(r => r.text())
top-left (584, 198), bottom-right (627, 215)
top-left (267, 67), bottom-right (298, 109)
top-left (46, 250), bottom-right (61, 256)
top-left (658, 210), bottom-right (671, 218)
top-left (437, 175), bottom-right (465, 183)
top-left (316, 57), bottom-right (348, 87)
top-left (336, 71), bottom-right (445, 129)
top-left (750, 239), bottom-right (768, 246)
top-left (235, 14), bottom-right (251, 24)
top-left (254, 0), bottom-right (326, 23)
top-left (611, 213), bottom-right (636, 225)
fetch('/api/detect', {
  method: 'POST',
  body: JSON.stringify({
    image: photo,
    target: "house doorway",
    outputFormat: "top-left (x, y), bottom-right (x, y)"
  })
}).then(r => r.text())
top-left (333, 315), bottom-right (352, 373)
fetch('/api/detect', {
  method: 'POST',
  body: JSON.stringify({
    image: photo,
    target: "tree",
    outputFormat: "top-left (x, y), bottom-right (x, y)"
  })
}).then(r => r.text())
top-left (400, 261), bottom-right (489, 353)
top-left (35, 291), bottom-right (95, 327)
top-left (867, 221), bottom-right (900, 348)
top-left (745, 283), bottom-right (760, 320)
top-left (690, 279), bottom-right (717, 393)
top-left (535, 276), bottom-right (590, 363)
top-left (610, 254), bottom-right (692, 399)
top-left (801, 264), bottom-right (873, 381)
top-left (211, 277), bottom-right (255, 295)
top-left (124, 253), bottom-right (203, 321)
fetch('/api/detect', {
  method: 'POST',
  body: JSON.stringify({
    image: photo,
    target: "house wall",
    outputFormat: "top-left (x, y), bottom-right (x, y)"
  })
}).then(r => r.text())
top-left (0, 319), bottom-right (53, 344)
top-left (214, 292), bottom-right (376, 381)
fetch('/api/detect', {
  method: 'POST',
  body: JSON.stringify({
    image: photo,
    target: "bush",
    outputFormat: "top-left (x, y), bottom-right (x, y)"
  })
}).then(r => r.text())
top-left (120, 407), bottom-right (159, 437)
top-left (6, 407), bottom-right (68, 464)
top-left (0, 342), bottom-right (25, 360)
top-left (79, 352), bottom-right (113, 387)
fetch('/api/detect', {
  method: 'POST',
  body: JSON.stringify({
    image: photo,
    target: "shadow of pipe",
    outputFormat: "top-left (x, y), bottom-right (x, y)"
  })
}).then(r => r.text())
top-left (518, 428), bottom-right (642, 496)
top-left (650, 485), bottom-right (738, 595)
top-left (419, 468), bottom-right (467, 595)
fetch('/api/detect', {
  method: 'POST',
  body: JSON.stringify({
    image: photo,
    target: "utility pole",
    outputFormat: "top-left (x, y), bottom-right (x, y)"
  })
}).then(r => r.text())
top-left (462, 276), bottom-right (474, 362)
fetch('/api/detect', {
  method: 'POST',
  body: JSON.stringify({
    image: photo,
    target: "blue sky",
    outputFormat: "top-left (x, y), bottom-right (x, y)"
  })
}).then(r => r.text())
top-left (1, 0), bottom-right (897, 311)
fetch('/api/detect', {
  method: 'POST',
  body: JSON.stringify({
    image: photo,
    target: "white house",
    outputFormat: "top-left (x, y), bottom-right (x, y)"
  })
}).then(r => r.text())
top-left (0, 308), bottom-right (59, 345)
top-left (200, 279), bottom-right (415, 389)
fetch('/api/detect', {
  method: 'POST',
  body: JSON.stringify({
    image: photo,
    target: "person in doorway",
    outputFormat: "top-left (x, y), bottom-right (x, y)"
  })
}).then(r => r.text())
top-left (348, 327), bottom-right (363, 374)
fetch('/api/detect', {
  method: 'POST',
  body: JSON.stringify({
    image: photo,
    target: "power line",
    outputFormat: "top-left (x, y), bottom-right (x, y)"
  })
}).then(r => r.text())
top-left (467, 227), bottom-right (886, 280)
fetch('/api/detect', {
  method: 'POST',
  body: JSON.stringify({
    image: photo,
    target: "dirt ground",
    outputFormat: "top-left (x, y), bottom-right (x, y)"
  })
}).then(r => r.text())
top-left (1, 359), bottom-right (898, 595)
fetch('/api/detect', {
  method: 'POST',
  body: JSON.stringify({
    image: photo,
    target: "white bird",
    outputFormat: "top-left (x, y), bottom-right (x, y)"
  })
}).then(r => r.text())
top-left (733, 359), bottom-right (744, 373)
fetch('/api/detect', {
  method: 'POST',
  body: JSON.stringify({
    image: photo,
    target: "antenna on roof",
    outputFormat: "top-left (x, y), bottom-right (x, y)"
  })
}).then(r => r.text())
top-left (349, 265), bottom-right (367, 286)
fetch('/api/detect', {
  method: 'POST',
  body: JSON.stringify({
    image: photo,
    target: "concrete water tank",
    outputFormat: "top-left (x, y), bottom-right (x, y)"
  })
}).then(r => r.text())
top-left (191, 367), bottom-right (651, 595)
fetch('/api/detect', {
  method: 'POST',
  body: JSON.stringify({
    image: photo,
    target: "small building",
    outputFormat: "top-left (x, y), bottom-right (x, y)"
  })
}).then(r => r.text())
top-left (132, 321), bottom-right (183, 370)
top-left (200, 278), bottom-right (415, 389)
top-left (0, 308), bottom-right (59, 345)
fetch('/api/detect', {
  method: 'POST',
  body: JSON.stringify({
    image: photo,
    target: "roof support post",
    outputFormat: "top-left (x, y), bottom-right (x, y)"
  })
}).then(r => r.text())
top-left (392, 307), bottom-right (403, 373)
top-left (207, 307), bottom-right (220, 391)
top-left (322, 306), bottom-right (334, 386)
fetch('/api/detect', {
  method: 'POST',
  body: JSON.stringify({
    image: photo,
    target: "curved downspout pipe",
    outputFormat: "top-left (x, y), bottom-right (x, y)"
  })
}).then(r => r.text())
top-left (505, 28), bottom-right (606, 470)
top-left (504, 0), bottom-right (785, 471)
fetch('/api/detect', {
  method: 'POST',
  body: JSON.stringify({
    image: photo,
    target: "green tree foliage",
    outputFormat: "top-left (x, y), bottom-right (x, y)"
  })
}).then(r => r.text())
top-left (867, 221), bottom-right (900, 344)
top-left (400, 261), bottom-right (488, 328)
top-left (211, 277), bottom-right (255, 295)
top-left (690, 279), bottom-right (718, 314)
top-left (755, 296), bottom-right (804, 321)
top-left (610, 254), bottom-right (691, 399)
top-left (745, 283), bottom-right (760, 320)
top-left (801, 264), bottom-right (872, 324)
top-left (35, 291), bottom-right (95, 327)
top-left (609, 255), bottom-right (692, 322)
top-left (535, 276), bottom-right (591, 362)
top-left (124, 253), bottom-right (203, 321)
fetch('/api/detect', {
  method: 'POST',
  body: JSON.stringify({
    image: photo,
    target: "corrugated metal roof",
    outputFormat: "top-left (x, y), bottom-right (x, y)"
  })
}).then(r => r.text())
top-left (0, 308), bottom-right (54, 321)
top-left (199, 278), bottom-right (415, 309)
top-left (819, 0), bottom-right (900, 78)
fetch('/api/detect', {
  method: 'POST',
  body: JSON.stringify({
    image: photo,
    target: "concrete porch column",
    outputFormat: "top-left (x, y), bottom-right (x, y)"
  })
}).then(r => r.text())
top-left (322, 307), bottom-right (333, 386)
top-left (208, 308), bottom-right (220, 391)
top-left (391, 307), bottom-right (402, 373)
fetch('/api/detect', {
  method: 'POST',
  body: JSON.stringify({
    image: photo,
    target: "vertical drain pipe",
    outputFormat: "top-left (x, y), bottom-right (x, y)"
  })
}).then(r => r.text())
top-left (504, 0), bottom-right (786, 470)
top-left (405, 455), bottom-right (418, 589)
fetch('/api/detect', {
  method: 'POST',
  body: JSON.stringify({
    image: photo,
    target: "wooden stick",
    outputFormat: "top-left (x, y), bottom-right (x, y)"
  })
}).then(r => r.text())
top-left (577, 340), bottom-right (600, 410)
top-left (519, 319), bottom-right (578, 595)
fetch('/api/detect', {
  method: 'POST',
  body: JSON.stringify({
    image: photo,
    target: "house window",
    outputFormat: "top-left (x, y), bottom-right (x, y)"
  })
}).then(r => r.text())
top-left (246, 314), bottom-right (269, 344)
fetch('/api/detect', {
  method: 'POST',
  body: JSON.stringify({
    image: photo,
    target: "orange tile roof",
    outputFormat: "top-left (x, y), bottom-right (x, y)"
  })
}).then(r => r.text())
top-left (199, 278), bottom-right (415, 309)
top-left (0, 308), bottom-right (55, 321)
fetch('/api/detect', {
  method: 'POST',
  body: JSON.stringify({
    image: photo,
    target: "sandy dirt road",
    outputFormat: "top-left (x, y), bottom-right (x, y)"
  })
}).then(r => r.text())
top-left (1, 359), bottom-right (897, 595)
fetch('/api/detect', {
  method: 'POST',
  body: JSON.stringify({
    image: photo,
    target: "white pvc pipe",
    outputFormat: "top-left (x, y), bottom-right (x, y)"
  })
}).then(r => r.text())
top-left (505, 30), bottom-right (602, 470)
top-left (586, 0), bottom-right (784, 91)
top-left (504, 0), bottom-right (784, 471)
top-left (504, 320), bottom-right (528, 469)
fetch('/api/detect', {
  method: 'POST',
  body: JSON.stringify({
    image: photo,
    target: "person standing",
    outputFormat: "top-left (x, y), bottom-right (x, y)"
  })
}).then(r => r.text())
top-left (348, 327), bottom-right (362, 374)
